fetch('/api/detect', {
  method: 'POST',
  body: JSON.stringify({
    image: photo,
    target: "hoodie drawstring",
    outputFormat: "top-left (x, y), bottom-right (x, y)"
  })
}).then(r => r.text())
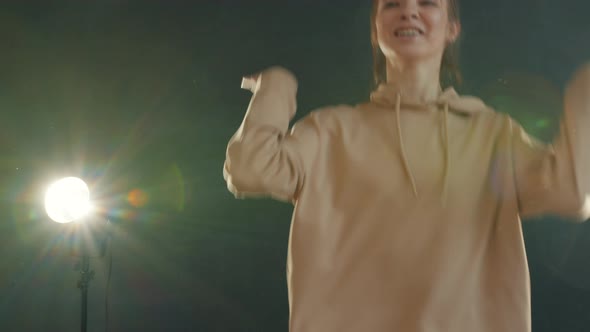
top-left (395, 93), bottom-right (419, 198)
top-left (441, 103), bottom-right (450, 207)
top-left (394, 93), bottom-right (451, 205)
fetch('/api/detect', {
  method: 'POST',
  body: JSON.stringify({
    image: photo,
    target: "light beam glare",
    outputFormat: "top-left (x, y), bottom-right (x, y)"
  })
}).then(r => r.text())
top-left (44, 177), bottom-right (92, 224)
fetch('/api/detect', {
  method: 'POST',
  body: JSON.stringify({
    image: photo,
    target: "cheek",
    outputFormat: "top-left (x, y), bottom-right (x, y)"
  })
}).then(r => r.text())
top-left (430, 29), bottom-right (448, 43)
top-left (375, 11), bottom-right (396, 33)
top-left (375, 18), bottom-right (388, 37)
top-left (377, 14), bottom-right (399, 38)
top-left (375, 21), bottom-right (390, 45)
top-left (426, 16), bottom-right (450, 43)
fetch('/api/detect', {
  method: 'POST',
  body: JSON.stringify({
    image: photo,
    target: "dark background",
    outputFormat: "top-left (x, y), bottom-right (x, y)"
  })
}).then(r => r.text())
top-left (1, 1), bottom-right (590, 331)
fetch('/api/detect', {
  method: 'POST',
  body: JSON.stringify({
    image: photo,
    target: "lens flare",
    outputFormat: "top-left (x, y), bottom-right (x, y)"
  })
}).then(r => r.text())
top-left (44, 177), bottom-right (91, 224)
top-left (128, 188), bottom-right (149, 208)
top-left (481, 71), bottom-right (561, 142)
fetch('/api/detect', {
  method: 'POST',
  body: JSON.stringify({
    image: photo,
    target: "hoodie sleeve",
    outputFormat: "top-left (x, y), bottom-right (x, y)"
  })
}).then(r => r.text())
top-left (223, 66), bottom-right (321, 203)
top-left (512, 64), bottom-right (590, 222)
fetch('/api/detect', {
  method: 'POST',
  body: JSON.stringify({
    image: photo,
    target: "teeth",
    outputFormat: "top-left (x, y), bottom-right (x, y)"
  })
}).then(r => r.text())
top-left (396, 29), bottom-right (420, 37)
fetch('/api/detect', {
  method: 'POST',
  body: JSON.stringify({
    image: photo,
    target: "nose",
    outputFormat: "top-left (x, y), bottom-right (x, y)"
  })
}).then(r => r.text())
top-left (400, 3), bottom-right (419, 20)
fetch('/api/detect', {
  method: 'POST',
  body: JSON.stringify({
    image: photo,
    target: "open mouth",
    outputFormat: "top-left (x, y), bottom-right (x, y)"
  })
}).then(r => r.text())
top-left (394, 28), bottom-right (424, 37)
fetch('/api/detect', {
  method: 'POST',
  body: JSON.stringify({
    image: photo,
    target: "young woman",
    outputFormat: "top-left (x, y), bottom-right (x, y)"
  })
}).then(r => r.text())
top-left (223, 0), bottom-right (590, 331)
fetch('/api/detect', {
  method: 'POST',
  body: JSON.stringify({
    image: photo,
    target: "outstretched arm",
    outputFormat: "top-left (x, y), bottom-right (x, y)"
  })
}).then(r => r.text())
top-left (513, 64), bottom-right (590, 222)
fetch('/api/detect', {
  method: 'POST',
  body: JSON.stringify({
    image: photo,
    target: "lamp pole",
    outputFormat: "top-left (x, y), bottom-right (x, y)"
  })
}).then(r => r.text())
top-left (44, 177), bottom-right (108, 332)
top-left (76, 250), bottom-right (94, 332)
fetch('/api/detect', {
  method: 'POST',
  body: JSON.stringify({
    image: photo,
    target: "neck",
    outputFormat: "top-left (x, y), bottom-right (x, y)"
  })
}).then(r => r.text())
top-left (385, 58), bottom-right (442, 103)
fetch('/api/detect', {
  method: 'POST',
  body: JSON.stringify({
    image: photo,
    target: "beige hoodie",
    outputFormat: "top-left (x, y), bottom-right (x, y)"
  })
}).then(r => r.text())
top-left (223, 65), bottom-right (590, 332)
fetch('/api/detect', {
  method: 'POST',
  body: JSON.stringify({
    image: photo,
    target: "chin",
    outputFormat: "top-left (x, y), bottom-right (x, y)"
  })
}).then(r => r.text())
top-left (393, 50), bottom-right (431, 63)
top-left (387, 44), bottom-right (441, 64)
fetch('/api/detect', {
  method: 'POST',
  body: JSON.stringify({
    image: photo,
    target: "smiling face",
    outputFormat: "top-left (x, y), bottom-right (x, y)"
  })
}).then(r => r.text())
top-left (373, 0), bottom-right (460, 67)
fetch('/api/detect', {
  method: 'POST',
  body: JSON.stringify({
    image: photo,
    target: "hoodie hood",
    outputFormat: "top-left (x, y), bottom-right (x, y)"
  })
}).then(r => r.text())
top-left (370, 83), bottom-right (490, 114)
top-left (369, 84), bottom-right (491, 205)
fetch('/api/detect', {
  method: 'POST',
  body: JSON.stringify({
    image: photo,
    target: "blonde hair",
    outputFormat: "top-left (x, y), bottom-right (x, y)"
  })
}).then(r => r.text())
top-left (370, 0), bottom-right (462, 87)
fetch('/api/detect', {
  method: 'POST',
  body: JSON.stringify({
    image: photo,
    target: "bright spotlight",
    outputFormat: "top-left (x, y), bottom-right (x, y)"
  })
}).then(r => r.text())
top-left (44, 177), bottom-right (92, 223)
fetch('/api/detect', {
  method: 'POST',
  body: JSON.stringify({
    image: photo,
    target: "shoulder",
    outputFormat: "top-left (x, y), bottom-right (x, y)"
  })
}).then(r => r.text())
top-left (477, 105), bottom-right (509, 123)
top-left (308, 104), bottom-right (361, 119)
top-left (472, 105), bottom-right (541, 147)
top-left (294, 104), bottom-right (364, 129)
top-left (288, 104), bottom-right (376, 144)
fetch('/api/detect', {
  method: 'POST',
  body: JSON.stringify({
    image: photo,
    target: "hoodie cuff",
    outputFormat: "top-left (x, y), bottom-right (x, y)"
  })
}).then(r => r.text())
top-left (241, 66), bottom-right (299, 132)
